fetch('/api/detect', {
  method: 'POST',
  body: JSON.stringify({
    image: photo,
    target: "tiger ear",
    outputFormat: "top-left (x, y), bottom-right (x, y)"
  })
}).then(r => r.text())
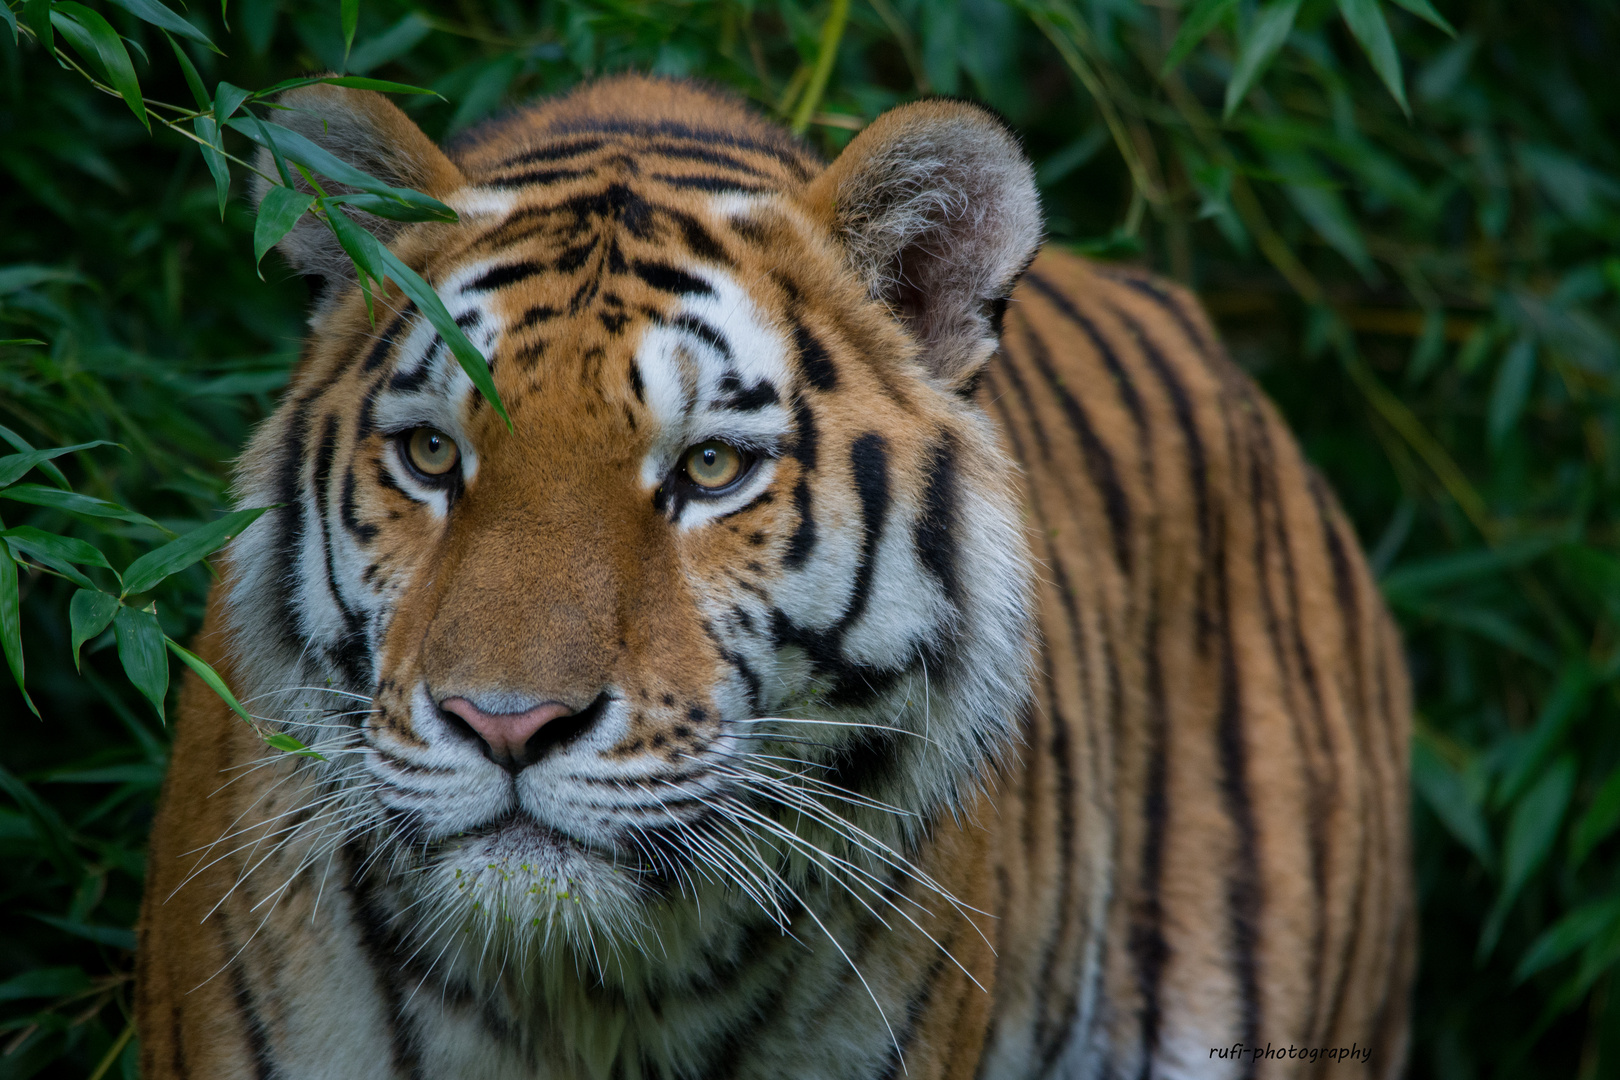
top-left (806, 100), bottom-right (1042, 390)
top-left (250, 82), bottom-right (464, 306)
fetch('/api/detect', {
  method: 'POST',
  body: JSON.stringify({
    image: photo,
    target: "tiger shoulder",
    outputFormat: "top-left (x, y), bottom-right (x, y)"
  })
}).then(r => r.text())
top-left (136, 74), bottom-right (1412, 1080)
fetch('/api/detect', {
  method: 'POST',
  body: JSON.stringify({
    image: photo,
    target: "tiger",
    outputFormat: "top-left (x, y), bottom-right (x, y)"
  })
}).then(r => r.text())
top-left (135, 75), bottom-right (1413, 1080)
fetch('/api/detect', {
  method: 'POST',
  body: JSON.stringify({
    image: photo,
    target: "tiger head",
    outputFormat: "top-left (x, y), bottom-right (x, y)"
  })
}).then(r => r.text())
top-left (227, 76), bottom-right (1041, 969)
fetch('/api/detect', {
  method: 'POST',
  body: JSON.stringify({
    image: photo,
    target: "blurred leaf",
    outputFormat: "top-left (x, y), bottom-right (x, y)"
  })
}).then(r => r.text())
top-left (1382, 536), bottom-right (1560, 600)
top-left (1515, 897), bottom-right (1620, 982)
top-left (1224, 0), bottom-right (1300, 118)
top-left (1162, 0), bottom-right (1238, 76)
top-left (1494, 663), bottom-right (1590, 810)
top-left (0, 967), bottom-right (91, 1003)
top-left (1487, 336), bottom-right (1538, 449)
top-left (0, 548), bottom-right (35, 717)
top-left (50, 4), bottom-right (149, 131)
top-left (1571, 766), bottom-right (1620, 869)
top-left (1413, 732), bottom-right (1494, 868)
top-left (23, 0), bottom-right (52, 54)
top-left (1336, 0), bottom-right (1410, 115)
top-left (2, 527), bottom-right (110, 571)
top-left (1481, 756), bottom-right (1577, 962)
top-left (253, 186), bottom-right (315, 273)
top-left (340, 0), bottom-right (358, 65)
top-left (113, 606), bottom-right (167, 720)
top-left (0, 5), bottom-right (15, 46)
top-left (120, 506), bottom-right (270, 597)
top-left (0, 764), bottom-right (76, 878)
top-left (29, 913), bottom-right (136, 950)
top-left (1389, 0), bottom-right (1456, 36)
top-left (0, 424), bottom-right (70, 490)
top-left (69, 590), bottom-right (119, 672)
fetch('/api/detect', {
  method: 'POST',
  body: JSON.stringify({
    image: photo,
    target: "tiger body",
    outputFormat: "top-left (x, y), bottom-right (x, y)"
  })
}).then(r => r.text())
top-left (136, 78), bottom-right (1411, 1080)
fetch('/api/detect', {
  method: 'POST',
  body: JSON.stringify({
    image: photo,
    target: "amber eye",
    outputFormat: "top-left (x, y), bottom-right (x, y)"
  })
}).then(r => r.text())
top-left (681, 440), bottom-right (745, 491)
top-left (402, 427), bottom-right (460, 478)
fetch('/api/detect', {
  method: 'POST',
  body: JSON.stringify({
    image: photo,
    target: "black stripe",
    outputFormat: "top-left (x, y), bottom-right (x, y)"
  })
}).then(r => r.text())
top-left (1106, 270), bottom-right (1220, 358)
top-left (652, 173), bottom-right (773, 194)
top-left (1131, 603), bottom-right (1170, 1080)
top-left (361, 314), bottom-right (409, 371)
top-left (793, 318), bottom-right (838, 390)
top-left (632, 259), bottom-right (713, 296)
top-left (483, 166), bottom-right (589, 189)
top-left (345, 849), bottom-right (428, 1080)
top-left (674, 313), bottom-right (734, 361)
top-left (493, 138), bottom-right (606, 167)
top-left (1213, 492), bottom-right (1263, 1079)
top-left (875, 949), bottom-right (952, 1080)
top-left (540, 117), bottom-right (815, 178)
top-left (269, 405), bottom-right (313, 658)
top-left (783, 398), bottom-right (819, 569)
top-left (1107, 300), bottom-right (1213, 645)
top-left (840, 433), bottom-right (891, 632)
top-left (466, 260), bottom-right (548, 293)
top-left (312, 414), bottom-right (371, 687)
top-left (1024, 271), bottom-right (1149, 437)
top-left (218, 916), bottom-right (280, 1080)
top-left (914, 435), bottom-right (963, 610)
top-left (1015, 312), bottom-right (1133, 575)
top-left (717, 375), bottom-right (780, 412)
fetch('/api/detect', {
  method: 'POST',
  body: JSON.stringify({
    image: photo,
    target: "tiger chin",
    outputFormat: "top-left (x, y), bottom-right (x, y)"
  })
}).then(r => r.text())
top-left (136, 75), bottom-right (1413, 1080)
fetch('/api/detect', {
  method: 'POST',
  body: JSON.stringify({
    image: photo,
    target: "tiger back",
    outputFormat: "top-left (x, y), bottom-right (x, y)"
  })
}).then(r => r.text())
top-left (136, 76), bottom-right (1411, 1080)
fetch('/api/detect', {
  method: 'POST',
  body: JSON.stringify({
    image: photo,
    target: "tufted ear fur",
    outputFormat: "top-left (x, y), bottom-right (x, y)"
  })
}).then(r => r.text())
top-left (806, 100), bottom-right (1042, 390)
top-left (250, 82), bottom-right (465, 309)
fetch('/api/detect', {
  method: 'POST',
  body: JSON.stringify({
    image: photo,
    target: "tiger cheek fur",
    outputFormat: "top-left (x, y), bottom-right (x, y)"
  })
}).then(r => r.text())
top-left (136, 76), bottom-right (1412, 1080)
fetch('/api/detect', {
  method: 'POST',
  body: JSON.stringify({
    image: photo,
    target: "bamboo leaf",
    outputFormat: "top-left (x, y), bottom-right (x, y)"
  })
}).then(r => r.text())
top-left (254, 187), bottom-right (315, 273)
top-left (0, 441), bottom-right (115, 489)
top-left (69, 590), bottom-right (119, 671)
top-left (1488, 336), bottom-right (1538, 449)
top-left (213, 80), bottom-right (251, 129)
top-left (1389, 0), bottom-right (1456, 37)
top-left (113, 605), bottom-right (167, 719)
top-left (341, 0), bottom-right (358, 66)
top-left (1161, 0), bottom-right (1238, 76)
top-left (164, 636), bottom-right (251, 724)
top-left (0, 424), bottom-right (70, 490)
top-left (373, 242), bottom-right (512, 430)
top-left (1223, 0), bottom-right (1301, 118)
top-left (0, 547), bottom-right (35, 716)
top-left (51, 4), bottom-right (148, 131)
top-left (104, 0), bottom-right (218, 53)
top-left (23, 0), bottom-right (52, 55)
top-left (120, 506), bottom-right (271, 597)
top-left (194, 116), bottom-right (232, 218)
top-left (166, 31), bottom-right (209, 108)
top-left (0, 484), bottom-right (168, 533)
top-left (1336, 0), bottom-right (1411, 115)
top-left (225, 117), bottom-right (456, 221)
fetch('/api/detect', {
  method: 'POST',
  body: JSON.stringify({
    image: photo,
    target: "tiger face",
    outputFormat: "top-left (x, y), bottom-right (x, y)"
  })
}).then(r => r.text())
top-left (226, 78), bottom-right (1041, 967)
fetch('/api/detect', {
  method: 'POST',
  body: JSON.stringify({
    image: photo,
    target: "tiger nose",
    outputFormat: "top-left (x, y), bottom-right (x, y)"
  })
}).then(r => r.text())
top-left (439, 697), bottom-right (579, 771)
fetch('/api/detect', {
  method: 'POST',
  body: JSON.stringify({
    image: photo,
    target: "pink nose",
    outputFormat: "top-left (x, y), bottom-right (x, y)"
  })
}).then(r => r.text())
top-left (440, 698), bottom-right (575, 766)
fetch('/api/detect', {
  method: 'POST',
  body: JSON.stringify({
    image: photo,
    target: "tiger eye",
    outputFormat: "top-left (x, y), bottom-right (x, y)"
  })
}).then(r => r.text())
top-left (404, 427), bottom-right (459, 477)
top-left (683, 440), bottom-right (743, 490)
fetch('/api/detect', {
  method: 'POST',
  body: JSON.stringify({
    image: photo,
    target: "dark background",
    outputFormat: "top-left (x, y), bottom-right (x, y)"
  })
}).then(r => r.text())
top-left (2, 0), bottom-right (1618, 1076)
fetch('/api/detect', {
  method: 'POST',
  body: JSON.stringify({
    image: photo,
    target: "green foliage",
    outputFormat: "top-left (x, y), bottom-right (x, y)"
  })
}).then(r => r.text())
top-left (2, 0), bottom-right (1618, 1075)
